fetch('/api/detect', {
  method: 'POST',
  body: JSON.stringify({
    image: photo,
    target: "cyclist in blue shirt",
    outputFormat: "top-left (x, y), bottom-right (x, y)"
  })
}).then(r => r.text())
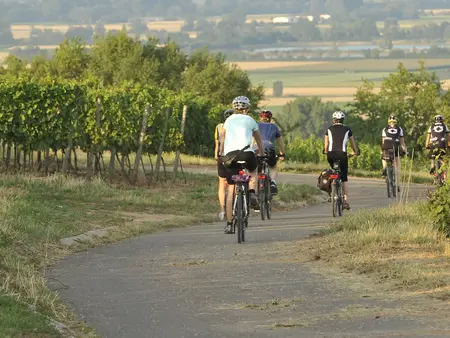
top-left (253, 110), bottom-right (285, 194)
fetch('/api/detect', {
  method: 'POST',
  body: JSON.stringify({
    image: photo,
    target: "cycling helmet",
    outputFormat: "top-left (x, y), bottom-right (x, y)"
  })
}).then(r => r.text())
top-left (332, 110), bottom-right (345, 120)
top-left (388, 115), bottom-right (398, 124)
top-left (232, 96), bottom-right (251, 110)
top-left (435, 114), bottom-right (444, 123)
top-left (224, 109), bottom-right (234, 120)
top-left (259, 110), bottom-right (272, 119)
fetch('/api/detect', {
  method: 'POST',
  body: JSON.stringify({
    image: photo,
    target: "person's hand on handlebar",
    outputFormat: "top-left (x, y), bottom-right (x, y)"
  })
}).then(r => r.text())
top-left (278, 153), bottom-right (286, 161)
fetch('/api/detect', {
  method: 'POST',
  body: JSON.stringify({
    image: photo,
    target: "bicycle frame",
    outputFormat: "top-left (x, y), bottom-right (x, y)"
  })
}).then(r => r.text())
top-left (384, 151), bottom-right (397, 198)
top-left (258, 156), bottom-right (271, 220)
top-left (329, 160), bottom-right (344, 217)
top-left (231, 163), bottom-right (250, 243)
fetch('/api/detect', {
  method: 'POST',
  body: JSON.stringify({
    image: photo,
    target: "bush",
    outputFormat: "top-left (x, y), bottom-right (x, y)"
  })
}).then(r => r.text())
top-left (428, 167), bottom-right (450, 237)
top-left (273, 80), bottom-right (283, 97)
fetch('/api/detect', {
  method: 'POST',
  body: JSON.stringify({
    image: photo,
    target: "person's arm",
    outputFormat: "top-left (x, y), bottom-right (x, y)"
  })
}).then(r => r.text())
top-left (381, 128), bottom-right (385, 149)
top-left (349, 135), bottom-right (358, 155)
top-left (399, 127), bottom-right (407, 153)
top-left (253, 130), bottom-right (264, 157)
top-left (277, 136), bottom-right (286, 160)
top-left (220, 129), bottom-right (226, 155)
top-left (425, 126), bottom-right (431, 148)
top-left (324, 135), bottom-right (329, 153)
top-left (214, 126), bottom-right (219, 160)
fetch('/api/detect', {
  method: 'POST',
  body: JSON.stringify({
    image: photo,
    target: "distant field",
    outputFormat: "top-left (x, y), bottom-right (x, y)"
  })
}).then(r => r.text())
top-left (252, 58), bottom-right (450, 107)
top-left (231, 61), bottom-right (329, 70)
top-left (260, 96), bottom-right (354, 107)
top-left (11, 21), bottom-right (184, 39)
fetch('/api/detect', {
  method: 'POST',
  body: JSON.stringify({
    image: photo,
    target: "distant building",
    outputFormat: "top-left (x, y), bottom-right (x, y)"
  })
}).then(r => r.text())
top-left (272, 17), bottom-right (295, 24)
top-left (307, 14), bottom-right (331, 22)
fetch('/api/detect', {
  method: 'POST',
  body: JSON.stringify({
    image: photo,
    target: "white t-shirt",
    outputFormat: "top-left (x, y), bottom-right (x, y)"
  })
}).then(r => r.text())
top-left (223, 114), bottom-right (259, 155)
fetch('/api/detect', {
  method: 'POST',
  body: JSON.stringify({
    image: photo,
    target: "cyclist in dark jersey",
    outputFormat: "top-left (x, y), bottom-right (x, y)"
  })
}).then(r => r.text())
top-left (324, 111), bottom-right (358, 210)
top-left (253, 110), bottom-right (285, 194)
top-left (426, 114), bottom-right (450, 174)
top-left (381, 115), bottom-right (407, 178)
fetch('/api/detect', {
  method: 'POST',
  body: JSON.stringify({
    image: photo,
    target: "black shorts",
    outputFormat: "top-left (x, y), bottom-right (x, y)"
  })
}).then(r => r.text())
top-left (225, 151), bottom-right (258, 185)
top-left (217, 160), bottom-right (227, 178)
top-left (382, 148), bottom-right (402, 160)
top-left (258, 148), bottom-right (277, 172)
top-left (327, 152), bottom-right (349, 182)
top-left (429, 148), bottom-right (447, 159)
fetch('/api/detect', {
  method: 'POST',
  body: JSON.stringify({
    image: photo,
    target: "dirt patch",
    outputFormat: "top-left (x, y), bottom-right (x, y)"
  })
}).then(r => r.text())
top-left (232, 61), bottom-right (329, 71)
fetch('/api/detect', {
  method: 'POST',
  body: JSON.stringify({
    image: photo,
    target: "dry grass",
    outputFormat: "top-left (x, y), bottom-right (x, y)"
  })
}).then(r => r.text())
top-left (296, 203), bottom-right (450, 298)
top-left (260, 95), bottom-right (354, 106)
top-left (231, 61), bottom-right (329, 71)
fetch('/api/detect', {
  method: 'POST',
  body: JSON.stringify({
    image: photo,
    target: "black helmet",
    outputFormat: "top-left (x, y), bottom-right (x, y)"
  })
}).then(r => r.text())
top-left (224, 109), bottom-right (234, 120)
top-left (435, 114), bottom-right (444, 123)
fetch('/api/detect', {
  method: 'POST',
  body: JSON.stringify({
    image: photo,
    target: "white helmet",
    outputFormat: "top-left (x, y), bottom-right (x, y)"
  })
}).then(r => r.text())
top-left (232, 96), bottom-right (251, 110)
top-left (332, 110), bottom-right (345, 120)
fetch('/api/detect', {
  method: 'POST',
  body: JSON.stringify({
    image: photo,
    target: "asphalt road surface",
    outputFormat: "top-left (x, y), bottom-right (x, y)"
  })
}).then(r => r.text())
top-left (48, 172), bottom-right (450, 337)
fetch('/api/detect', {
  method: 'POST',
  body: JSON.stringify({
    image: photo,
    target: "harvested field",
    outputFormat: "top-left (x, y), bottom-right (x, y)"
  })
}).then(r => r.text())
top-left (260, 95), bottom-right (354, 106)
top-left (263, 87), bottom-right (380, 97)
top-left (11, 21), bottom-right (183, 39)
top-left (0, 52), bottom-right (8, 63)
top-left (232, 61), bottom-right (329, 71)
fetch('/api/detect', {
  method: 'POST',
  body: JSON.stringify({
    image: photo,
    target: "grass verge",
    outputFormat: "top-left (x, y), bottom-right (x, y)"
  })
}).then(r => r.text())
top-left (300, 202), bottom-right (450, 299)
top-left (0, 172), bottom-right (318, 336)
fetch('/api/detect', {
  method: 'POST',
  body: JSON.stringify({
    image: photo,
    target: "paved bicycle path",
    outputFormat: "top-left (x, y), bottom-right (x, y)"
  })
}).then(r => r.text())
top-left (48, 174), bottom-right (450, 337)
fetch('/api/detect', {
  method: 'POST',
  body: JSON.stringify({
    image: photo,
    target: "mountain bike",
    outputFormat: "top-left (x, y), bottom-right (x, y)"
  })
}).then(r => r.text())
top-left (329, 159), bottom-right (344, 217)
top-left (434, 154), bottom-right (446, 187)
top-left (383, 149), bottom-right (398, 199)
top-left (257, 154), bottom-right (276, 220)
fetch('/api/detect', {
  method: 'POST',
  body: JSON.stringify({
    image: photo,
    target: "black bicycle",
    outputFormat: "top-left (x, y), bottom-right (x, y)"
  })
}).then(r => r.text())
top-left (220, 145), bottom-right (252, 243)
top-left (230, 161), bottom-right (251, 243)
top-left (383, 150), bottom-right (398, 199)
top-left (434, 154), bottom-right (446, 187)
top-left (329, 160), bottom-right (344, 217)
top-left (258, 155), bottom-right (274, 220)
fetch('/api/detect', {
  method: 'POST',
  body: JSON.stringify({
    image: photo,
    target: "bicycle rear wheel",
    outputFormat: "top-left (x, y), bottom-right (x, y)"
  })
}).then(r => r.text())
top-left (259, 178), bottom-right (266, 220)
top-left (386, 166), bottom-right (392, 198)
top-left (338, 183), bottom-right (343, 216)
top-left (265, 179), bottom-right (272, 219)
top-left (236, 189), bottom-right (245, 243)
top-left (331, 183), bottom-right (338, 217)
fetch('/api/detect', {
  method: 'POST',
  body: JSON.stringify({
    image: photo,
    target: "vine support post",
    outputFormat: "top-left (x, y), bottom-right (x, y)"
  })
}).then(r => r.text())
top-left (108, 148), bottom-right (116, 183)
top-left (131, 104), bottom-right (150, 185)
top-left (87, 97), bottom-right (102, 181)
top-left (155, 107), bottom-right (171, 180)
top-left (173, 105), bottom-right (187, 178)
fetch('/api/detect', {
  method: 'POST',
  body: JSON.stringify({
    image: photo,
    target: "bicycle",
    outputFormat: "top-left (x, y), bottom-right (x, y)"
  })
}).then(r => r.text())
top-left (220, 145), bottom-right (253, 243)
top-left (257, 154), bottom-right (276, 220)
top-left (230, 161), bottom-right (250, 243)
top-left (383, 149), bottom-right (400, 199)
top-left (329, 159), bottom-right (344, 218)
top-left (433, 153), bottom-right (446, 187)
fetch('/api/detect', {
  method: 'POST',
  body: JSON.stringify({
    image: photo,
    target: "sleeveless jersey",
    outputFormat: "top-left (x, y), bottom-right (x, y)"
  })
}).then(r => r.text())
top-left (428, 122), bottom-right (450, 149)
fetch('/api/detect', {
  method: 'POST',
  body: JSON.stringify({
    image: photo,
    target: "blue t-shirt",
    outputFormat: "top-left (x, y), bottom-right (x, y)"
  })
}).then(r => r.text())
top-left (258, 122), bottom-right (281, 149)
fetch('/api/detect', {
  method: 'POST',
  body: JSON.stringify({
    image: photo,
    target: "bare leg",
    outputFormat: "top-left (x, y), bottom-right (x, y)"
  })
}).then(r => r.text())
top-left (226, 184), bottom-right (235, 222)
top-left (343, 181), bottom-right (349, 202)
top-left (218, 177), bottom-right (226, 212)
top-left (249, 170), bottom-right (257, 191)
top-left (270, 165), bottom-right (278, 181)
top-left (382, 159), bottom-right (387, 169)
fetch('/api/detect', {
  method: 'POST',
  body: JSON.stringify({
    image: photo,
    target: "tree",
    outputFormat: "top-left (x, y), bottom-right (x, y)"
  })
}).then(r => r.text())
top-left (183, 48), bottom-right (264, 106)
top-left (52, 37), bottom-right (89, 80)
top-left (289, 19), bottom-right (321, 42)
top-left (273, 81), bottom-right (283, 97)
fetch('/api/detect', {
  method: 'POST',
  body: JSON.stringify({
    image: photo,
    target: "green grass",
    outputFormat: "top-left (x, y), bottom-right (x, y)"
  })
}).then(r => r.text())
top-left (301, 203), bottom-right (450, 298)
top-left (0, 172), bottom-right (318, 336)
top-left (0, 295), bottom-right (59, 337)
